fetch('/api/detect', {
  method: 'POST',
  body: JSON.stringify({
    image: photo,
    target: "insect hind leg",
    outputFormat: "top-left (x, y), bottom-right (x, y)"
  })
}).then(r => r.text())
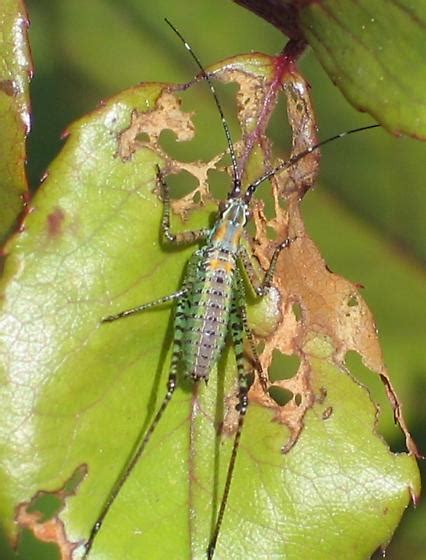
top-left (207, 305), bottom-right (251, 559)
top-left (84, 298), bottom-right (189, 558)
top-left (82, 364), bottom-right (179, 558)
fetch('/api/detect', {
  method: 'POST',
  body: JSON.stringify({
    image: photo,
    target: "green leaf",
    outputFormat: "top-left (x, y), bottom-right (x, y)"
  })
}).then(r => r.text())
top-left (0, 53), bottom-right (419, 560)
top-left (0, 0), bottom-right (32, 241)
top-left (299, 0), bottom-right (426, 138)
top-left (233, 0), bottom-right (426, 138)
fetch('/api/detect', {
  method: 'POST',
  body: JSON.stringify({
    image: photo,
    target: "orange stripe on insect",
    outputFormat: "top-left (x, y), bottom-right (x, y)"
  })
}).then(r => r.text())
top-left (212, 222), bottom-right (228, 242)
top-left (213, 222), bottom-right (242, 248)
top-left (209, 259), bottom-right (234, 273)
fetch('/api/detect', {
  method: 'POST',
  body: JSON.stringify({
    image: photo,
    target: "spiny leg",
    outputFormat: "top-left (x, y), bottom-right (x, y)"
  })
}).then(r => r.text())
top-left (238, 235), bottom-right (297, 296)
top-left (235, 270), bottom-right (267, 389)
top-left (259, 236), bottom-right (296, 293)
top-left (102, 288), bottom-right (187, 323)
top-left (207, 305), bottom-right (250, 559)
top-left (83, 344), bottom-right (185, 558)
top-left (84, 298), bottom-right (189, 558)
top-left (156, 165), bottom-right (209, 245)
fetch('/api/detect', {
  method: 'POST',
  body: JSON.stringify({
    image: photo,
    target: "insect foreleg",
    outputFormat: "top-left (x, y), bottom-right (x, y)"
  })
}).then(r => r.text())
top-left (101, 288), bottom-right (187, 323)
top-left (156, 165), bottom-right (209, 245)
top-left (207, 302), bottom-right (250, 559)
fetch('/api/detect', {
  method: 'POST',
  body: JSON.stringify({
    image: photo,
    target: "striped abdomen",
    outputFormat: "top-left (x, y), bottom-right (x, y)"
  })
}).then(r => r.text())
top-left (180, 246), bottom-right (236, 381)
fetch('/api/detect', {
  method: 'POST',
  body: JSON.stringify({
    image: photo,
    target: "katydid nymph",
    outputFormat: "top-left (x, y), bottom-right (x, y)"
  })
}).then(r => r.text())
top-left (82, 20), bottom-right (379, 560)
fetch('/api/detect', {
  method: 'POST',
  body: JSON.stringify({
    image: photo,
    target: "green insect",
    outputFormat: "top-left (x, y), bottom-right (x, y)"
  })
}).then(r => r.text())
top-left (82, 20), bottom-right (379, 560)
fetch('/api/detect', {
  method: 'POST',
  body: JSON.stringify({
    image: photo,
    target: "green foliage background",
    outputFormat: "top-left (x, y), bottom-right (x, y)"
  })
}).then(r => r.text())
top-left (5, 0), bottom-right (425, 558)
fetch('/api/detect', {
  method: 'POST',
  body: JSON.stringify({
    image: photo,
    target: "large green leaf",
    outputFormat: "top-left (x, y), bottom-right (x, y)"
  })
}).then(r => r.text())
top-left (0, 53), bottom-right (419, 560)
top-left (0, 0), bottom-right (32, 241)
top-left (233, 0), bottom-right (426, 138)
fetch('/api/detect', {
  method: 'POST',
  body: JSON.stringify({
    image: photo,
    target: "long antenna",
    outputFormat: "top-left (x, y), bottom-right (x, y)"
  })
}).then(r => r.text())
top-left (244, 124), bottom-right (380, 202)
top-left (165, 18), bottom-right (241, 194)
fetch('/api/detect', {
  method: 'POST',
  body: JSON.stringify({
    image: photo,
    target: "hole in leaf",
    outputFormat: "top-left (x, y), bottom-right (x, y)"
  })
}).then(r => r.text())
top-left (14, 465), bottom-right (86, 560)
top-left (347, 294), bottom-right (358, 307)
top-left (18, 529), bottom-right (60, 560)
top-left (25, 465), bottom-right (86, 522)
top-left (294, 393), bottom-right (302, 406)
top-left (209, 80), bottom-right (240, 139)
top-left (268, 350), bottom-right (300, 382)
top-left (259, 186), bottom-right (276, 220)
top-left (135, 131), bottom-right (149, 143)
top-left (165, 170), bottom-right (198, 199)
top-left (256, 341), bottom-right (266, 355)
top-left (162, 80), bottom-right (241, 164)
top-left (269, 385), bottom-right (293, 406)
top-left (266, 226), bottom-right (278, 240)
top-left (345, 351), bottom-right (406, 452)
top-left (27, 494), bottom-right (62, 523)
top-left (245, 219), bottom-right (256, 237)
top-left (266, 93), bottom-right (292, 161)
top-left (208, 168), bottom-right (231, 200)
top-left (276, 193), bottom-right (289, 211)
top-left (292, 302), bottom-right (303, 321)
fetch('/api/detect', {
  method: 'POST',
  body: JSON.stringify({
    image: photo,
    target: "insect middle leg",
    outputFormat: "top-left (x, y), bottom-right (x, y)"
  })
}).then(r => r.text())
top-left (102, 288), bottom-right (187, 323)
